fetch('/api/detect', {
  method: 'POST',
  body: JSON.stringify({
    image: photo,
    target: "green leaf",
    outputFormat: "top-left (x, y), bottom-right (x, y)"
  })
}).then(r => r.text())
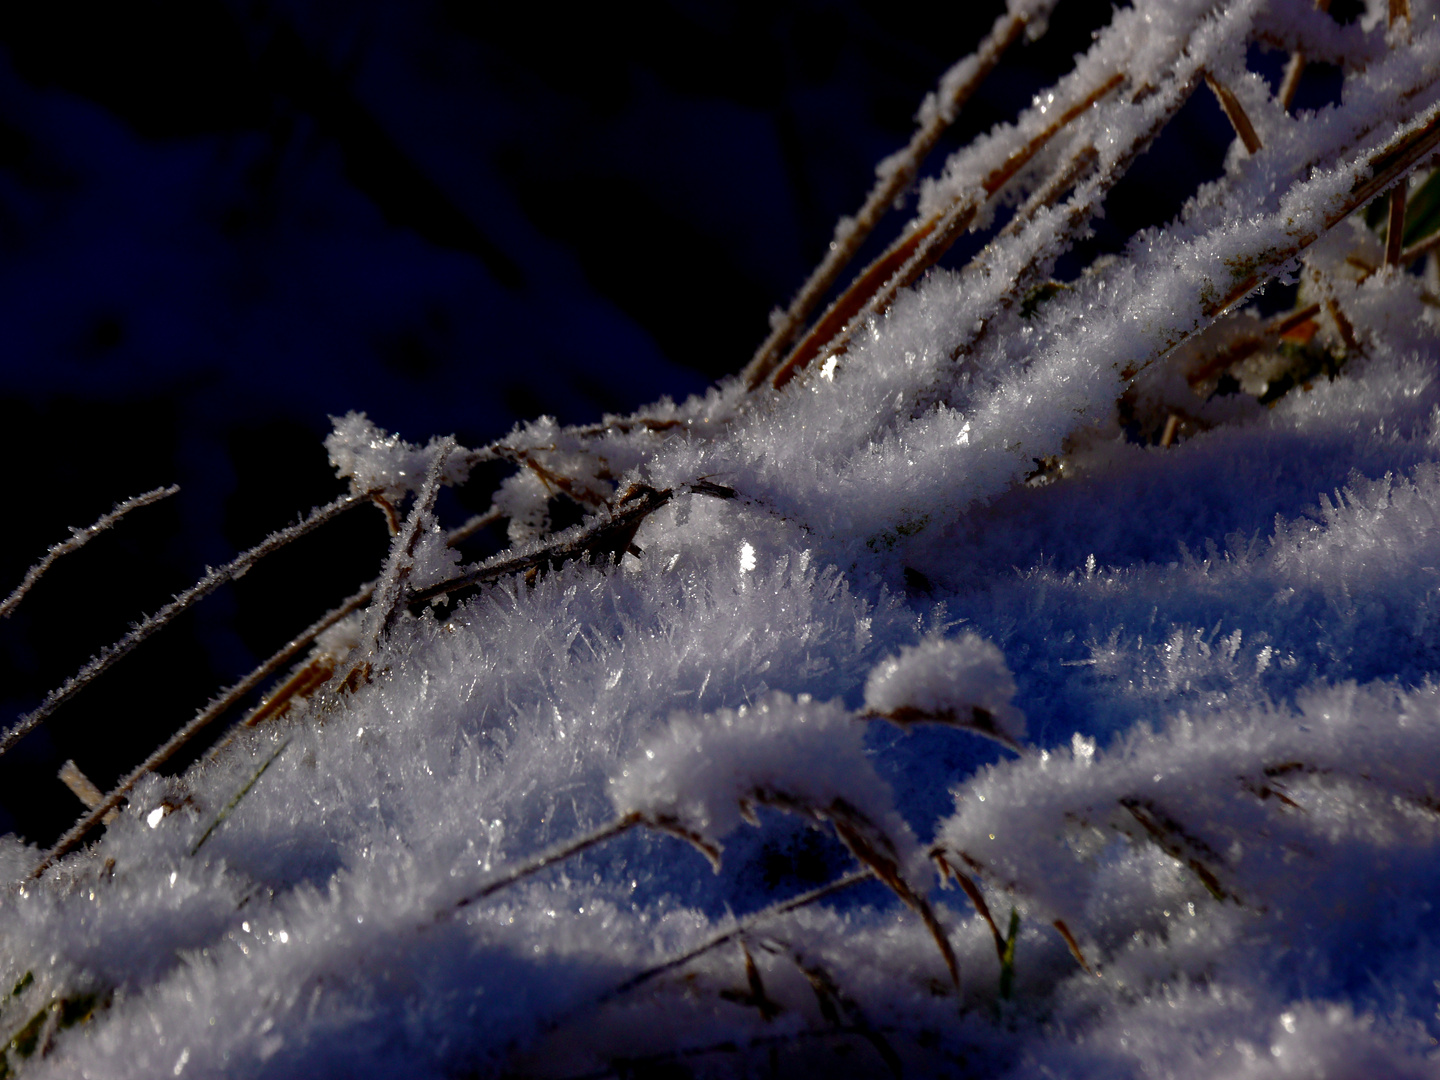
top-left (998, 907), bottom-right (1020, 1000)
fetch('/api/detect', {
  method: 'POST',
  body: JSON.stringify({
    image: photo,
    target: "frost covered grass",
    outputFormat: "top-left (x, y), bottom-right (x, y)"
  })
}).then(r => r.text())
top-left (5, 0), bottom-right (1440, 1075)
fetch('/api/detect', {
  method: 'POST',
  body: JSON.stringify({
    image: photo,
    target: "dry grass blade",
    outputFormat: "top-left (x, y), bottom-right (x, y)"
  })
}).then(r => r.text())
top-left (824, 806), bottom-right (960, 994)
top-left (602, 868), bottom-right (875, 1001)
top-left (1184, 302), bottom-right (1322, 387)
top-left (865, 705), bottom-right (1025, 754)
top-left (364, 437), bottom-right (456, 655)
top-left (775, 946), bottom-right (902, 1077)
top-left (56, 761), bottom-right (105, 813)
top-left (1277, 0), bottom-right (1332, 113)
top-left (0, 491), bottom-right (370, 762)
top-left (950, 76), bottom-right (1201, 372)
top-left (933, 851), bottom-right (1006, 961)
top-left (33, 582), bottom-right (375, 876)
top-left (996, 143), bottom-right (1100, 244)
top-left (1203, 105), bottom-right (1440, 320)
top-left (407, 484), bottom-right (676, 609)
top-left (0, 485), bottom-right (179, 620)
top-left (742, 7), bottom-right (1034, 389)
top-left (717, 942), bottom-right (783, 1021)
top-left (1119, 797), bottom-right (1233, 904)
top-left (189, 738), bottom-right (291, 855)
top-left (1050, 919), bottom-right (1096, 977)
top-left (449, 813), bottom-right (644, 913)
top-left (769, 71), bottom-right (1125, 390)
top-left (1205, 72), bottom-right (1263, 155)
top-left (1278, 53), bottom-right (1306, 113)
top-left (1386, 181), bottom-right (1409, 268)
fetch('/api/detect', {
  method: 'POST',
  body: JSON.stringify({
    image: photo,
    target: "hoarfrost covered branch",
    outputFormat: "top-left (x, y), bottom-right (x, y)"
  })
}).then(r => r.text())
top-left (5, 0), bottom-right (1440, 1076)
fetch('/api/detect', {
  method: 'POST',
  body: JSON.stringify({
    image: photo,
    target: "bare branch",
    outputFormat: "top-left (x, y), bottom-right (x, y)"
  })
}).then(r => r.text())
top-left (0, 492), bottom-right (370, 763)
top-left (769, 71), bottom-right (1126, 390)
top-left (742, 8), bottom-right (1035, 389)
top-left (0, 485), bottom-right (179, 620)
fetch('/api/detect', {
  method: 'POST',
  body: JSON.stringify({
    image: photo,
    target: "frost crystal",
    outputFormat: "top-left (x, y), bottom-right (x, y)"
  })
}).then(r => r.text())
top-left (864, 634), bottom-right (1027, 743)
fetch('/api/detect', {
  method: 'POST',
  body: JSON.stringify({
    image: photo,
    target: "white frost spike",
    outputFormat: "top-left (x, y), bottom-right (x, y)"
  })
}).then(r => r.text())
top-left (864, 635), bottom-right (1027, 747)
top-left (325, 411), bottom-right (472, 504)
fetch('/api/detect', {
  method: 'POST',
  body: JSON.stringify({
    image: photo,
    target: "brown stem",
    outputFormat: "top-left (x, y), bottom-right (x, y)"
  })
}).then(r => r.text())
top-left (1278, 0), bottom-right (1332, 113)
top-left (1278, 53), bottom-right (1307, 113)
top-left (1205, 72), bottom-right (1263, 155)
top-left (770, 71), bottom-right (1126, 390)
top-left (741, 10), bottom-right (1033, 389)
top-left (1386, 181), bottom-right (1408, 268)
top-left (1204, 105), bottom-right (1440, 319)
top-left (1401, 229), bottom-right (1440, 265)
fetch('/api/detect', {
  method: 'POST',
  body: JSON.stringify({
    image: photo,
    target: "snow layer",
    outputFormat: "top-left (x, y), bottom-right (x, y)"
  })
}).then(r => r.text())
top-left (6, 0), bottom-right (1440, 1076)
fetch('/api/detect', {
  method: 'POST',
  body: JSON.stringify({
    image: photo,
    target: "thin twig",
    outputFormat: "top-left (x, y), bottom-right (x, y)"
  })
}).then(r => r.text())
top-left (408, 484), bottom-right (676, 608)
top-left (1205, 72), bottom-right (1263, 155)
top-left (449, 813), bottom-right (645, 912)
top-left (602, 868), bottom-right (876, 1002)
top-left (1279, 1), bottom-right (1334, 113)
top-left (33, 582), bottom-right (375, 876)
top-left (364, 438), bottom-right (456, 655)
top-left (742, 7), bottom-right (1035, 389)
top-left (444, 506), bottom-right (505, 547)
top-left (769, 71), bottom-right (1126, 390)
top-left (0, 491), bottom-right (370, 762)
top-left (0, 485), bottom-right (179, 620)
top-left (1386, 180), bottom-right (1408, 268)
top-left (1401, 229), bottom-right (1440, 265)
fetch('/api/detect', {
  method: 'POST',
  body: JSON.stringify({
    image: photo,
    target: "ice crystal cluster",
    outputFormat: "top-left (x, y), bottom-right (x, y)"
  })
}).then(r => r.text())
top-left (6, 0), bottom-right (1440, 1076)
